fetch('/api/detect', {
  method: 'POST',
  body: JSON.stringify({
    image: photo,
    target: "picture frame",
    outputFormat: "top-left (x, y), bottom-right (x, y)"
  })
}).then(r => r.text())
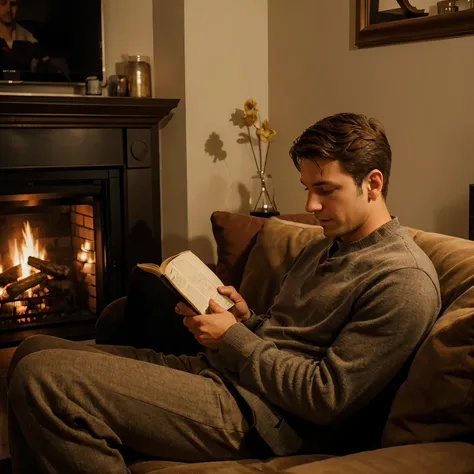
top-left (355, 0), bottom-right (474, 48)
top-left (0, 0), bottom-right (106, 85)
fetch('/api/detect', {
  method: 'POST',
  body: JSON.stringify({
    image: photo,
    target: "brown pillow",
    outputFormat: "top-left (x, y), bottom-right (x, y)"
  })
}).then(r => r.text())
top-left (239, 218), bottom-right (324, 314)
top-left (210, 211), bottom-right (317, 289)
top-left (382, 228), bottom-right (474, 446)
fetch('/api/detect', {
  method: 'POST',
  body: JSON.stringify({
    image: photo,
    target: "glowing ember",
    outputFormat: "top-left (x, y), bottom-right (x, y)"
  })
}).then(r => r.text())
top-left (8, 222), bottom-right (46, 280)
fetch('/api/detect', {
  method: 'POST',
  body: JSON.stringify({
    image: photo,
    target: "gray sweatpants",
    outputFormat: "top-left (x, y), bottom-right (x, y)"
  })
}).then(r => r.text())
top-left (7, 335), bottom-right (254, 473)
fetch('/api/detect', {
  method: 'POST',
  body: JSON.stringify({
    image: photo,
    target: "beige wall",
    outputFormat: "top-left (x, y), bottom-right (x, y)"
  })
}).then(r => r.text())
top-left (156, 0), bottom-right (269, 262)
top-left (268, 0), bottom-right (474, 238)
top-left (103, 0), bottom-right (155, 84)
top-left (184, 0), bottom-right (268, 262)
top-left (153, 0), bottom-right (188, 259)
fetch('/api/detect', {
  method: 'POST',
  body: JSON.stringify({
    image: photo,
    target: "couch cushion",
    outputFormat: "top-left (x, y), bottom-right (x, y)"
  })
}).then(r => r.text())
top-left (128, 442), bottom-right (474, 473)
top-left (383, 228), bottom-right (474, 446)
top-left (211, 211), bottom-right (317, 289)
top-left (239, 217), bottom-right (324, 314)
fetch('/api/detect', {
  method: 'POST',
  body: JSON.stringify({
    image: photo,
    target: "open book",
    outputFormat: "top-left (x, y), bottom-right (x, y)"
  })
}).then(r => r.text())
top-left (137, 250), bottom-right (234, 315)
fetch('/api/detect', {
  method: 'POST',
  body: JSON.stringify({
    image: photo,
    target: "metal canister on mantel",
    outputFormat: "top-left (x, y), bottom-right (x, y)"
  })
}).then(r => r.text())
top-left (108, 75), bottom-right (129, 97)
top-left (126, 55), bottom-right (152, 98)
top-left (85, 76), bottom-right (102, 96)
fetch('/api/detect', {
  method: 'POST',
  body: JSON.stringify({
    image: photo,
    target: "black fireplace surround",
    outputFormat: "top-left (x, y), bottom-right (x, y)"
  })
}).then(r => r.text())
top-left (0, 95), bottom-right (178, 347)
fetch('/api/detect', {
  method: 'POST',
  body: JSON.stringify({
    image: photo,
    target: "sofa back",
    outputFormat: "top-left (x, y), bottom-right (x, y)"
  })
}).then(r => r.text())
top-left (211, 211), bottom-right (474, 447)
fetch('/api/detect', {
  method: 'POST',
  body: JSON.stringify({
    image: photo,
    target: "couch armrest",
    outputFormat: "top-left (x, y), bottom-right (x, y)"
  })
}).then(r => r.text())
top-left (285, 442), bottom-right (474, 474)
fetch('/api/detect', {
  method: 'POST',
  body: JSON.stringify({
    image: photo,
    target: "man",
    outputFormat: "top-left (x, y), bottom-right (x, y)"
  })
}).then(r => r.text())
top-left (7, 113), bottom-right (440, 473)
top-left (0, 0), bottom-right (52, 72)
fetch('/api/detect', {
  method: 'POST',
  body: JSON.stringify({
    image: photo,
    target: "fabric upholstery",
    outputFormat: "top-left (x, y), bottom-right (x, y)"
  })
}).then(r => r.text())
top-left (211, 212), bottom-right (317, 289)
top-left (239, 218), bottom-right (323, 315)
top-left (383, 228), bottom-right (474, 446)
top-left (129, 442), bottom-right (474, 473)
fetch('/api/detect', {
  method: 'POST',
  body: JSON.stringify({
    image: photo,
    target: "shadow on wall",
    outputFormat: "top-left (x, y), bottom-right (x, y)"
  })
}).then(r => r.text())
top-left (127, 220), bottom-right (162, 269)
top-left (205, 133), bottom-right (227, 162)
top-left (237, 182), bottom-right (250, 213)
top-left (161, 233), bottom-right (215, 265)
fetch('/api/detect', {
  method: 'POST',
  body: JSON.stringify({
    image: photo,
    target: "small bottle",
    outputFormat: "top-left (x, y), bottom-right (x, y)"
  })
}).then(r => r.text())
top-left (126, 55), bottom-right (152, 98)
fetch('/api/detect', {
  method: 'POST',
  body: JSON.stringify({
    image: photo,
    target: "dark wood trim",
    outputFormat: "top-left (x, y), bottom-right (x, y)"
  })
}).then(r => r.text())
top-left (356, 1), bottom-right (474, 48)
top-left (0, 95), bottom-right (179, 127)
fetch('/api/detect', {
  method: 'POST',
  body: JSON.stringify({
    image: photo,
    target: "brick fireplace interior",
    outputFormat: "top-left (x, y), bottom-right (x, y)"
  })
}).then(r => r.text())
top-left (0, 202), bottom-right (98, 331)
top-left (0, 170), bottom-right (109, 347)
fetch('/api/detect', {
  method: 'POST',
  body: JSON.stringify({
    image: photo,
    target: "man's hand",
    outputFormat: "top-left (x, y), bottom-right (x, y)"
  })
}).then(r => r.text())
top-left (175, 286), bottom-right (250, 349)
top-left (174, 286), bottom-right (251, 321)
top-left (182, 299), bottom-right (238, 349)
top-left (217, 286), bottom-right (251, 322)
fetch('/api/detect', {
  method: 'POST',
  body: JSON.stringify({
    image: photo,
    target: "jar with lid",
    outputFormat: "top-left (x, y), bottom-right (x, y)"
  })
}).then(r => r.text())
top-left (126, 55), bottom-right (152, 98)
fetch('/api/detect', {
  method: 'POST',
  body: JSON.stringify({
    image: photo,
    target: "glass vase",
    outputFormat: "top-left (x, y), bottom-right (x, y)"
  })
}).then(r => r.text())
top-left (126, 55), bottom-right (152, 98)
top-left (249, 171), bottom-right (279, 217)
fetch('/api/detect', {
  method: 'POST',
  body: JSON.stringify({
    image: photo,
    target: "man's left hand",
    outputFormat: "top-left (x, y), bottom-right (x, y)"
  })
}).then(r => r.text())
top-left (182, 299), bottom-right (238, 350)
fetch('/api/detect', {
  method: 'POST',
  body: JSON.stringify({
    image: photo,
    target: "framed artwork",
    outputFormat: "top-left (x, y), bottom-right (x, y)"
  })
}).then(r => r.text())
top-left (356, 0), bottom-right (474, 48)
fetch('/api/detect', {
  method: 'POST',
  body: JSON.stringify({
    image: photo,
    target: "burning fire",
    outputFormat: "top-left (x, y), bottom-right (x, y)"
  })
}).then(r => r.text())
top-left (8, 221), bottom-right (46, 279)
top-left (0, 222), bottom-right (47, 301)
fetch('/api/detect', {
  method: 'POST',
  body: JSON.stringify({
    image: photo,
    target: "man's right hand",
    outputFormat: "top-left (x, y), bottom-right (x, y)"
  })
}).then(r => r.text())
top-left (217, 286), bottom-right (251, 322)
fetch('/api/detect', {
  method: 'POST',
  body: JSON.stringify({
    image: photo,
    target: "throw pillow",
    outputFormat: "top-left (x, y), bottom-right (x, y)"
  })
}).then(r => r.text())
top-left (210, 211), bottom-right (317, 289)
top-left (239, 217), bottom-right (324, 314)
top-left (383, 228), bottom-right (474, 446)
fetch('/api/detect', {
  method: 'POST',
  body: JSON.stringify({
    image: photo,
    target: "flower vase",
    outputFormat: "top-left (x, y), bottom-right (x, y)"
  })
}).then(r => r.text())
top-left (249, 171), bottom-right (279, 217)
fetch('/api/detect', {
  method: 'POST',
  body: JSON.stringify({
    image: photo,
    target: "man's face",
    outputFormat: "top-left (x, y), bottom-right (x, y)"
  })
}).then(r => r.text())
top-left (300, 158), bottom-right (371, 242)
top-left (0, 0), bottom-right (17, 27)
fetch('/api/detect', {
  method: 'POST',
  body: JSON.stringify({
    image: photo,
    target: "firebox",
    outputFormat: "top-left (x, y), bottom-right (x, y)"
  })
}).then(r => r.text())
top-left (0, 168), bottom-right (124, 347)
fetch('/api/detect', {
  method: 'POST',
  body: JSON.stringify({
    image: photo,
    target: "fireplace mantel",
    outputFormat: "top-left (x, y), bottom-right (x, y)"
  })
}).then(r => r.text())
top-left (0, 94), bottom-right (179, 127)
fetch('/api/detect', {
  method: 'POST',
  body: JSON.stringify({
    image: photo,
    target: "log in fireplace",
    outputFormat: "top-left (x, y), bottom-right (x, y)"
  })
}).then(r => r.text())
top-left (0, 94), bottom-right (178, 347)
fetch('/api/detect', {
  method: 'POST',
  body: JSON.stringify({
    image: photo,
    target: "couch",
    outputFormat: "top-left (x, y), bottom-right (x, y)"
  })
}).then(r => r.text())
top-left (96, 211), bottom-right (474, 474)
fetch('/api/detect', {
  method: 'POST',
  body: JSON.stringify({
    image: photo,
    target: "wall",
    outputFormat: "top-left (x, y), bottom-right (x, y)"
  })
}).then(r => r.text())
top-left (268, 0), bottom-right (474, 238)
top-left (184, 0), bottom-right (269, 262)
top-left (153, 0), bottom-right (188, 259)
top-left (155, 0), bottom-right (269, 262)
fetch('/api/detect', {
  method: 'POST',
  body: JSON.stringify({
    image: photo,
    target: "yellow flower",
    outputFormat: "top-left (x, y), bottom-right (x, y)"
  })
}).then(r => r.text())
top-left (244, 110), bottom-right (258, 126)
top-left (244, 99), bottom-right (258, 114)
top-left (256, 120), bottom-right (276, 143)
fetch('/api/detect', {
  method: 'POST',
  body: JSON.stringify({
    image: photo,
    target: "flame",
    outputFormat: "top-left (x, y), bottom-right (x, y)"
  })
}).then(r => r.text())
top-left (8, 222), bottom-right (46, 279)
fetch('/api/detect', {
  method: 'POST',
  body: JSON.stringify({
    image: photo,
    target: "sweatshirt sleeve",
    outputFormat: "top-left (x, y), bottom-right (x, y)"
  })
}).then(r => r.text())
top-left (217, 268), bottom-right (440, 424)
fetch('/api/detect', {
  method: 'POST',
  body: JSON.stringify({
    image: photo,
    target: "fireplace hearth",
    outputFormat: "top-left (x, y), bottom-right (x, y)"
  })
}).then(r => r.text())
top-left (0, 95), bottom-right (178, 347)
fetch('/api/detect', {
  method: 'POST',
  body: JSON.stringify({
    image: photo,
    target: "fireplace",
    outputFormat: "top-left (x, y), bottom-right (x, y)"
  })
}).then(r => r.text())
top-left (0, 95), bottom-right (178, 347)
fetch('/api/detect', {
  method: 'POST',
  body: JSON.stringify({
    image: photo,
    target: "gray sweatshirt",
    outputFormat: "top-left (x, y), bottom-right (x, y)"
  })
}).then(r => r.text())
top-left (208, 218), bottom-right (441, 455)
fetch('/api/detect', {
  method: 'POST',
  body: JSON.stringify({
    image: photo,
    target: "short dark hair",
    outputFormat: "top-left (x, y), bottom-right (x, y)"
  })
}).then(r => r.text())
top-left (289, 113), bottom-right (392, 199)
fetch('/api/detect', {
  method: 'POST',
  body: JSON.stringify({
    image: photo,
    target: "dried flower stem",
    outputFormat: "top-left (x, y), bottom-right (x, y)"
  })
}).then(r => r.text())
top-left (246, 124), bottom-right (260, 172)
top-left (263, 141), bottom-right (271, 174)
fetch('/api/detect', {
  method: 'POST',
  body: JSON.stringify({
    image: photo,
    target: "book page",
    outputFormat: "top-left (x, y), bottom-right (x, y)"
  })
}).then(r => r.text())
top-left (164, 251), bottom-right (234, 314)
